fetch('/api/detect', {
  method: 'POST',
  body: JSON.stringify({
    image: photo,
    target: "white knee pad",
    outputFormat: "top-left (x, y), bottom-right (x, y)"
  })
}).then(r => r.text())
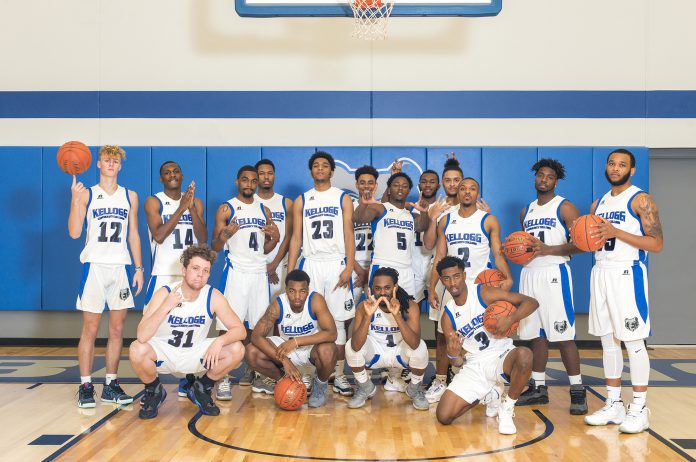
top-left (335, 321), bottom-right (347, 346)
top-left (625, 339), bottom-right (650, 386)
top-left (407, 340), bottom-right (430, 370)
top-left (601, 334), bottom-right (624, 379)
top-left (344, 338), bottom-right (365, 368)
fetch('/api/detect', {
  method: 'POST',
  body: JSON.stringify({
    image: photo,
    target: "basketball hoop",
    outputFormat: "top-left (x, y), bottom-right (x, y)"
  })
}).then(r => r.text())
top-left (350, 0), bottom-right (395, 40)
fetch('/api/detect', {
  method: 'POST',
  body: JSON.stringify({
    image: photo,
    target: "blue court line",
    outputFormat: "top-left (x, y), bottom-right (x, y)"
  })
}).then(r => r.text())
top-left (1, 90), bottom-right (696, 118)
top-left (187, 409), bottom-right (553, 460)
top-left (586, 386), bottom-right (695, 462)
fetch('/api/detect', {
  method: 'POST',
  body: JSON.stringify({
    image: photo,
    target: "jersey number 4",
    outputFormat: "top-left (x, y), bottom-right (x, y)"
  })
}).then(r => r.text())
top-left (169, 329), bottom-right (194, 348)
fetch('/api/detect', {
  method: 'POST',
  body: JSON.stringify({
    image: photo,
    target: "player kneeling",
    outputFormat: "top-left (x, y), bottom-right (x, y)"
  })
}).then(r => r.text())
top-left (435, 256), bottom-right (538, 435)
top-left (346, 267), bottom-right (430, 410)
top-left (246, 270), bottom-right (338, 408)
top-left (129, 244), bottom-right (246, 419)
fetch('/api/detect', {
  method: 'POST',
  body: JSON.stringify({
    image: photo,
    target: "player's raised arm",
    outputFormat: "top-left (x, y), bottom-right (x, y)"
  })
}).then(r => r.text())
top-left (287, 195), bottom-right (303, 272)
top-left (137, 285), bottom-right (182, 342)
top-left (211, 203), bottom-right (234, 252)
top-left (349, 291), bottom-right (378, 352)
top-left (127, 190), bottom-right (144, 296)
top-left (428, 217), bottom-right (449, 310)
top-left (67, 175), bottom-right (89, 239)
top-left (486, 215), bottom-right (513, 290)
top-left (189, 184), bottom-right (208, 243)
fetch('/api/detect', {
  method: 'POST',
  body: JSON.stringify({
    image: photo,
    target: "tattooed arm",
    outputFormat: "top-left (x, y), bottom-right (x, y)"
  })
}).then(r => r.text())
top-left (590, 193), bottom-right (664, 253)
top-left (250, 299), bottom-right (283, 361)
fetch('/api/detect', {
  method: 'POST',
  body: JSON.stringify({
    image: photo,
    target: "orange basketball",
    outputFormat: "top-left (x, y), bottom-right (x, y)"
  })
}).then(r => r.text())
top-left (502, 231), bottom-right (535, 265)
top-left (475, 268), bottom-right (507, 288)
top-left (483, 300), bottom-right (519, 338)
top-left (56, 141), bottom-right (91, 175)
top-left (570, 214), bottom-right (607, 252)
top-left (274, 377), bottom-right (307, 411)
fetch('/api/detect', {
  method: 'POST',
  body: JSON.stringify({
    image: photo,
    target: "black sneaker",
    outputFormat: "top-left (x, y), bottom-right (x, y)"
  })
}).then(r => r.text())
top-left (446, 365), bottom-right (455, 385)
top-left (569, 384), bottom-right (588, 415)
top-left (101, 380), bottom-right (134, 404)
top-left (187, 379), bottom-right (220, 416)
top-left (77, 383), bottom-right (96, 408)
top-left (139, 384), bottom-right (167, 420)
top-left (515, 379), bottom-right (549, 406)
top-left (178, 374), bottom-right (196, 397)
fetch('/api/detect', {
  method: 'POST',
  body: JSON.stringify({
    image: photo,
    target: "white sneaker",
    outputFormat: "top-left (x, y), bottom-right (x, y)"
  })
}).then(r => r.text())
top-left (302, 374), bottom-right (314, 393)
top-left (584, 399), bottom-right (626, 426)
top-left (482, 385), bottom-right (502, 417)
top-left (332, 375), bottom-right (354, 396)
top-left (216, 377), bottom-right (232, 401)
top-left (497, 398), bottom-right (517, 435)
top-left (384, 369), bottom-right (408, 393)
top-left (425, 378), bottom-right (446, 404)
top-left (619, 404), bottom-right (650, 434)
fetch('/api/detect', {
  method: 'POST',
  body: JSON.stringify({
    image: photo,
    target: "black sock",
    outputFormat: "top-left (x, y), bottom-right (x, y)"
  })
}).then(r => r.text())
top-left (145, 377), bottom-right (160, 390)
top-left (199, 374), bottom-right (215, 389)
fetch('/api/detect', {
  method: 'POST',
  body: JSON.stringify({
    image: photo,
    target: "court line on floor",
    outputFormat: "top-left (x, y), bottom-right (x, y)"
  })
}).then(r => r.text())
top-left (187, 408), bottom-right (553, 461)
top-left (586, 386), bottom-right (695, 462)
top-left (41, 390), bottom-right (144, 462)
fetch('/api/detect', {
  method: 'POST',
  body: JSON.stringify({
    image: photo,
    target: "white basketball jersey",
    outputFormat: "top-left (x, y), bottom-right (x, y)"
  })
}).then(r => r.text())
top-left (154, 284), bottom-right (214, 347)
top-left (443, 282), bottom-right (513, 362)
top-left (443, 209), bottom-right (491, 282)
top-left (368, 308), bottom-right (403, 348)
top-left (353, 199), bottom-right (374, 266)
top-left (255, 193), bottom-right (287, 265)
top-left (223, 197), bottom-right (267, 273)
top-left (594, 185), bottom-right (647, 265)
top-left (371, 204), bottom-right (415, 268)
top-left (276, 292), bottom-right (319, 340)
top-left (301, 187), bottom-right (346, 261)
top-left (80, 185), bottom-right (132, 265)
top-left (150, 192), bottom-right (198, 276)
top-left (523, 195), bottom-right (570, 268)
top-left (411, 207), bottom-right (433, 272)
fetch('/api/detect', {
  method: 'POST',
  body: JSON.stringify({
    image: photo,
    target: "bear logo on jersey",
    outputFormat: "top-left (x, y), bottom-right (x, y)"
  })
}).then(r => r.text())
top-left (119, 288), bottom-right (130, 300)
top-left (345, 299), bottom-right (354, 311)
top-left (625, 317), bottom-right (639, 332)
top-left (554, 320), bottom-right (568, 334)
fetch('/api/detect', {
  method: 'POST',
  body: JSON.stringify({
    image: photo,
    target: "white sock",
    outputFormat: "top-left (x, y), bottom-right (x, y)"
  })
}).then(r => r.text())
top-left (410, 374), bottom-right (423, 385)
top-left (80, 376), bottom-right (92, 384)
top-left (632, 391), bottom-right (647, 407)
top-left (532, 371), bottom-right (546, 386)
top-left (607, 386), bottom-right (622, 402)
top-left (105, 374), bottom-right (117, 385)
top-left (435, 374), bottom-right (446, 383)
top-left (354, 369), bottom-right (369, 384)
top-left (335, 360), bottom-right (346, 377)
top-left (568, 375), bottom-right (582, 386)
top-left (503, 395), bottom-right (517, 406)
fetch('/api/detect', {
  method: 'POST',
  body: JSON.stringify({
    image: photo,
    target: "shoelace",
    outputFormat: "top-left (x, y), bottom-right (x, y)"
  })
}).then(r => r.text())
top-left (218, 380), bottom-right (231, 392)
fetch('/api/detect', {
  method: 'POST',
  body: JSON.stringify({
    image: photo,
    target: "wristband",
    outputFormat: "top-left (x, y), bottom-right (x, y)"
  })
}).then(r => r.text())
top-left (134, 266), bottom-right (144, 272)
top-left (446, 353), bottom-right (461, 361)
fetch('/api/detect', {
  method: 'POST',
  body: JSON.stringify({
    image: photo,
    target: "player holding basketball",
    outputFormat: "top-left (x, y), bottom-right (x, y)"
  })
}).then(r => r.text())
top-left (583, 149), bottom-right (663, 433)
top-left (68, 145), bottom-right (143, 408)
top-left (515, 158), bottom-right (587, 414)
top-left (129, 244), bottom-right (246, 419)
top-left (246, 270), bottom-right (338, 407)
top-left (435, 256), bottom-right (538, 435)
top-left (211, 166), bottom-right (279, 398)
top-left (255, 159), bottom-right (294, 299)
top-left (345, 267), bottom-right (430, 410)
top-left (287, 151), bottom-right (356, 396)
top-left (426, 177), bottom-right (512, 404)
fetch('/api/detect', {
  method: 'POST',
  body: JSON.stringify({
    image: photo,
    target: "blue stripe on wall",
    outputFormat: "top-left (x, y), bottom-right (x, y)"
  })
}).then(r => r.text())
top-left (2, 91), bottom-right (696, 119)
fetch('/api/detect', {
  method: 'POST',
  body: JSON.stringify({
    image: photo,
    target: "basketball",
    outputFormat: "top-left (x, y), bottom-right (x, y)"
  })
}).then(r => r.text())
top-left (56, 141), bottom-right (92, 175)
top-left (483, 300), bottom-right (519, 338)
top-left (502, 231), bottom-right (535, 265)
top-left (274, 377), bottom-right (307, 411)
top-left (475, 268), bottom-right (507, 288)
top-left (570, 214), bottom-right (607, 252)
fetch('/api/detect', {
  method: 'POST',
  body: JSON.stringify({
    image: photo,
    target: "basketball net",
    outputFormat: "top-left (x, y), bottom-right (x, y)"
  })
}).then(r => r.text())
top-left (350, 0), bottom-right (395, 40)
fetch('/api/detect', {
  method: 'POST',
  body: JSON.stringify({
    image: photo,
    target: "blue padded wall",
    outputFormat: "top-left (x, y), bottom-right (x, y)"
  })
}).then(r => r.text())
top-left (262, 147), bottom-right (316, 201)
top-left (427, 147), bottom-right (482, 186)
top-left (371, 147), bottom-right (426, 203)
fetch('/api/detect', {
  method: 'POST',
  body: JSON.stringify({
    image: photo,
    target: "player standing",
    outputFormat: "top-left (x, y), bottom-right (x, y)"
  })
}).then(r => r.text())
top-left (68, 145), bottom-right (144, 407)
top-left (584, 149), bottom-right (663, 434)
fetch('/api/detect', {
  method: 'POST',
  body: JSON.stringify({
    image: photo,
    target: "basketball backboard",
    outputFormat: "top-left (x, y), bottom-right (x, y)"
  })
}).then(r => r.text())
top-left (235, 0), bottom-right (502, 17)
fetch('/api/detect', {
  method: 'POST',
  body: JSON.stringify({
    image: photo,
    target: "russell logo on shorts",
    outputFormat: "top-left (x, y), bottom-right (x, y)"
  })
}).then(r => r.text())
top-left (119, 288), bottom-right (130, 301)
top-left (625, 317), bottom-right (639, 332)
top-left (554, 320), bottom-right (568, 334)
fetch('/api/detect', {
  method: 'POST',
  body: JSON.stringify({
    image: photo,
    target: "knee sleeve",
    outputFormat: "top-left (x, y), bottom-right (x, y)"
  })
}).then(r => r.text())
top-left (601, 334), bottom-right (624, 379)
top-left (407, 340), bottom-right (430, 370)
top-left (344, 339), bottom-right (365, 368)
top-left (625, 339), bottom-right (650, 386)
top-left (335, 321), bottom-right (347, 346)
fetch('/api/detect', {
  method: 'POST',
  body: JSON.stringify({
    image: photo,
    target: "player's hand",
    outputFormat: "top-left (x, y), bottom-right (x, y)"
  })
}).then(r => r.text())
top-left (165, 283), bottom-right (184, 309)
top-left (428, 196), bottom-right (449, 220)
top-left (359, 190), bottom-right (381, 206)
top-left (476, 198), bottom-right (490, 213)
top-left (333, 266), bottom-right (352, 292)
top-left (263, 221), bottom-right (280, 242)
top-left (276, 339), bottom-right (299, 361)
top-left (408, 192), bottom-right (428, 213)
top-left (71, 175), bottom-right (86, 201)
top-left (386, 286), bottom-right (401, 316)
top-left (446, 331), bottom-right (464, 359)
top-left (282, 359), bottom-right (302, 382)
top-left (363, 288), bottom-right (380, 316)
top-left (490, 315), bottom-right (514, 338)
top-left (353, 266), bottom-right (368, 290)
top-left (390, 159), bottom-right (404, 175)
top-left (221, 218), bottom-right (240, 239)
top-left (186, 181), bottom-right (197, 210)
top-left (132, 269), bottom-right (144, 297)
top-left (267, 263), bottom-right (280, 285)
top-left (446, 151), bottom-right (457, 162)
top-left (590, 220), bottom-right (618, 241)
top-left (202, 337), bottom-right (224, 370)
top-left (428, 289), bottom-right (440, 312)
